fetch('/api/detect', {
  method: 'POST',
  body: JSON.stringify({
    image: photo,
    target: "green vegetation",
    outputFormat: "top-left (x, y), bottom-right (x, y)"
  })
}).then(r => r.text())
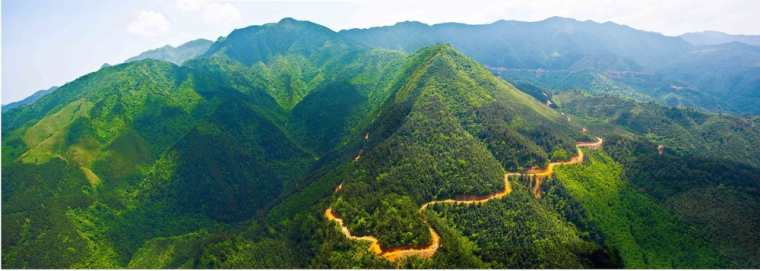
top-left (554, 150), bottom-right (723, 268)
top-left (3, 18), bottom-right (758, 268)
top-left (555, 91), bottom-right (760, 167)
top-left (329, 45), bottom-right (583, 249)
top-left (432, 182), bottom-right (606, 268)
top-left (547, 92), bottom-right (760, 267)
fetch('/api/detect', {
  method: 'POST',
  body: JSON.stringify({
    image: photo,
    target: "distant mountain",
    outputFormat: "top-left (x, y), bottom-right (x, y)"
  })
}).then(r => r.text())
top-left (659, 42), bottom-right (760, 114)
top-left (681, 31), bottom-right (760, 47)
top-left (341, 17), bottom-right (688, 71)
top-left (2, 86), bottom-right (58, 112)
top-left (126, 39), bottom-right (212, 65)
top-left (341, 17), bottom-right (760, 114)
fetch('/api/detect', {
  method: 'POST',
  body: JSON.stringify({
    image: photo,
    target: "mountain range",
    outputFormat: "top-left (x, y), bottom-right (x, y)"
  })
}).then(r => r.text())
top-left (125, 39), bottom-right (213, 65)
top-left (10, 17), bottom-right (760, 115)
top-left (2, 17), bottom-right (759, 268)
top-left (341, 17), bottom-right (760, 114)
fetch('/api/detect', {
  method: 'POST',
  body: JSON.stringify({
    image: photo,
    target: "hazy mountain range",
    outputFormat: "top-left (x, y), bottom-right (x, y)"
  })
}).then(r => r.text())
top-left (681, 31), bottom-right (760, 47)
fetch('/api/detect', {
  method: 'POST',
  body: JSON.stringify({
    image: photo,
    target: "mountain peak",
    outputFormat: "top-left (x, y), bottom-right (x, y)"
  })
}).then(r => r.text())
top-left (279, 17), bottom-right (298, 23)
top-left (270, 17), bottom-right (331, 30)
top-left (540, 16), bottom-right (578, 23)
top-left (202, 18), bottom-right (339, 65)
top-left (423, 43), bottom-right (458, 57)
top-left (394, 20), bottom-right (428, 27)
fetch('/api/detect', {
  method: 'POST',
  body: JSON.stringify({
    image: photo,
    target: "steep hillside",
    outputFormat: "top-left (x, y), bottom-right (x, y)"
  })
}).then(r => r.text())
top-left (1, 18), bottom-right (405, 268)
top-left (2, 60), bottom-right (215, 267)
top-left (327, 44), bottom-right (583, 253)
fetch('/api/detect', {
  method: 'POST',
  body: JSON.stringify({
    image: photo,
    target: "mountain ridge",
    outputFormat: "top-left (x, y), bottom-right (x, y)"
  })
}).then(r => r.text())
top-left (126, 39), bottom-right (213, 65)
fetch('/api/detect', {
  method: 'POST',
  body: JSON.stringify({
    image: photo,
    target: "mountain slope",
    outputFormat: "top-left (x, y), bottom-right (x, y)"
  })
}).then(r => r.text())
top-left (1, 18), bottom-right (405, 268)
top-left (328, 44), bottom-right (584, 252)
top-left (2, 60), bottom-right (214, 267)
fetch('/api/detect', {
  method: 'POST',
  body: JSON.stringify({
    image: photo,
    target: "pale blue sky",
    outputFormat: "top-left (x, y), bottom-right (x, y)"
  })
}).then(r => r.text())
top-left (3, 0), bottom-right (759, 103)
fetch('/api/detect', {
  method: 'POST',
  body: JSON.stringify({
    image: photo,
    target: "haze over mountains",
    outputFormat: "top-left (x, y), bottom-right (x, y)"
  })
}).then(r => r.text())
top-left (681, 31), bottom-right (760, 47)
top-left (2, 17), bottom-right (760, 268)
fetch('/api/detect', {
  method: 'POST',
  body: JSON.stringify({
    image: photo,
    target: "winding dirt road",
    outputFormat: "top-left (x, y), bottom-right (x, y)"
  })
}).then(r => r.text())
top-left (325, 137), bottom-right (603, 262)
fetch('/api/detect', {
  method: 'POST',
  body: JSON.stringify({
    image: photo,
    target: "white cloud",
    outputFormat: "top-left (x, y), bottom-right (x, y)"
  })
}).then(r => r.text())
top-left (127, 10), bottom-right (171, 38)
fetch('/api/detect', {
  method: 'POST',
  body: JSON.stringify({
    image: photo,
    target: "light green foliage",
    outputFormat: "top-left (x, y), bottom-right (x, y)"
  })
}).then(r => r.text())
top-left (555, 150), bottom-right (723, 268)
top-left (128, 231), bottom-right (209, 268)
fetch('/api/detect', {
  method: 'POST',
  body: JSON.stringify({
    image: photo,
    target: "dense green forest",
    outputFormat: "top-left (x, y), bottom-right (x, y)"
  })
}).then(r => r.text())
top-left (3, 18), bottom-right (759, 268)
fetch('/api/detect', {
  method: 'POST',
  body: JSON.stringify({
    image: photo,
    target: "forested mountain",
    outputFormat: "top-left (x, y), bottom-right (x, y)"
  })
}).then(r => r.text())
top-left (341, 17), bottom-right (760, 114)
top-left (126, 39), bottom-right (213, 65)
top-left (2, 18), bottom-right (759, 268)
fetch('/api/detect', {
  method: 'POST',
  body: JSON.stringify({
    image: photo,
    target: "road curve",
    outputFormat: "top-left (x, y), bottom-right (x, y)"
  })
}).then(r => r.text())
top-left (325, 137), bottom-right (603, 262)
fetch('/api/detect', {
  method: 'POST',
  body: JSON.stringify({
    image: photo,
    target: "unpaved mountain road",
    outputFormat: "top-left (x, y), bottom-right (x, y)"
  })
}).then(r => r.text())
top-left (325, 137), bottom-right (603, 262)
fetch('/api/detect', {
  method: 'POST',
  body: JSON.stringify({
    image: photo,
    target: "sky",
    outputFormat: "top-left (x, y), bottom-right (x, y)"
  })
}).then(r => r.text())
top-left (3, 0), bottom-right (759, 103)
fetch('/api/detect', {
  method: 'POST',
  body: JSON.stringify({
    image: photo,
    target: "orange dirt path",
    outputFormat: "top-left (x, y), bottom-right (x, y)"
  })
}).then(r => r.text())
top-left (325, 137), bottom-right (603, 262)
